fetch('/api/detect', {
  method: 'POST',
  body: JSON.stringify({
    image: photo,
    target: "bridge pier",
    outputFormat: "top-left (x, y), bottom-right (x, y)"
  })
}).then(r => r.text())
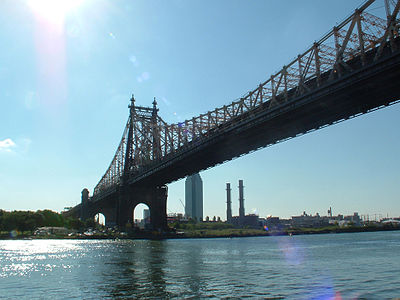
top-left (76, 184), bottom-right (168, 232)
top-left (101, 208), bottom-right (117, 227)
top-left (116, 185), bottom-right (168, 232)
top-left (80, 188), bottom-right (90, 221)
top-left (80, 188), bottom-right (119, 227)
top-left (116, 189), bottom-right (133, 229)
top-left (147, 185), bottom-right (168, 231)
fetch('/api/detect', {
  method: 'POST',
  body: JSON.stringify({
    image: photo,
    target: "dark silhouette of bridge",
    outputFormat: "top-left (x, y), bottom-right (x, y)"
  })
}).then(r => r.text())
top-left (65, 0), bottom-right (400, 230)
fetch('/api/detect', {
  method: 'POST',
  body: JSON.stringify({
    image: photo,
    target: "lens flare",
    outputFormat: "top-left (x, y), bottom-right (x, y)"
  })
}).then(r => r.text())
top-left (27, 0), bottom-right (83, 114)
top-left (27, 0), bottom-right (84, 25)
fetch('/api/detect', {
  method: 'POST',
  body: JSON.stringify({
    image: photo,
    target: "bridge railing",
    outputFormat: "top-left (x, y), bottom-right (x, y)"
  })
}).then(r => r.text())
top-left (158, 0), bottom-right (398, 154)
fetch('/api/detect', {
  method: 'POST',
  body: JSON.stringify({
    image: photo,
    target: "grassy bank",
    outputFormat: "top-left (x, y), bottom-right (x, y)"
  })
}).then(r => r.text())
top-left (2, 220), bottom-right (399, 240)
top-left (176, 228), bottom-right (268, 238)
top-left (171, 223), bottom-right (400, 238)
top-left (287, 224), bottom-right (400, 235)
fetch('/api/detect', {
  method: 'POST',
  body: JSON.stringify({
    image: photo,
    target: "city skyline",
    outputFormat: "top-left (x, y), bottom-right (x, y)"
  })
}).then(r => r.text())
top-left (0, 0), bottom-right (399, 219)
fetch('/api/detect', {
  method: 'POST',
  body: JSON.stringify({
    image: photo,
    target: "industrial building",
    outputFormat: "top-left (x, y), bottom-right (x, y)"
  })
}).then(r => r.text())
top-left (224, 180), bottom-right (368, 230)
top-left (185, 173), bottom-right (203, 221)
top-left (226, 180), bottom-right (260, 228)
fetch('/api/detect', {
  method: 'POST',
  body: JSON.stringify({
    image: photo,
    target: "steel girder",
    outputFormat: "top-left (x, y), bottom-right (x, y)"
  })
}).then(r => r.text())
top-left (92, 0), bottom-right (400, 200)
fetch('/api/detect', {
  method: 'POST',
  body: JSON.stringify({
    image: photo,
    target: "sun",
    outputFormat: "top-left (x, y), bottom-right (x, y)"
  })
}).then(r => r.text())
top-left (27, 0), bottom-right (84, 24)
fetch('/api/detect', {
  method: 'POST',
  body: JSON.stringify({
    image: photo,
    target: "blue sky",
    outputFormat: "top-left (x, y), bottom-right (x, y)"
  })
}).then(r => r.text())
top-left (1, 0), bottom-right (399, 220)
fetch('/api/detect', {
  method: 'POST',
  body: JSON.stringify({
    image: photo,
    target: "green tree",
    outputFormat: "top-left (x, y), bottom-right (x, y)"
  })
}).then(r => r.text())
top-left (2, 212), bottom-right (17, 231)
top-left (84, 218), bottom-right (96, 229)
top-left (66, 217), bottom-right (84, 230)
top-left (38, 210), bottom-right (65, 227)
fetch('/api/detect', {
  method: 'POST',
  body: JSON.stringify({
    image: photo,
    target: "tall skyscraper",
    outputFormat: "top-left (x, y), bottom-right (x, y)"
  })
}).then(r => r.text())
top-left (185, 173), bottom-right (203, 221)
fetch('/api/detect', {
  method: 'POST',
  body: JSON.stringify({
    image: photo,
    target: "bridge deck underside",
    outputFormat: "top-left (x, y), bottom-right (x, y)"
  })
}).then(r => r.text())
top-left (131, 50), bottom-right (400, 188)
top-left (86, 39), bottom-right (400, 206)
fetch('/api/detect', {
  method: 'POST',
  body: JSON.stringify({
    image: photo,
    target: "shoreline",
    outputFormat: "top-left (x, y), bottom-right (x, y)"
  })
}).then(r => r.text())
top-left (1, 225), bottom-right (399, 241)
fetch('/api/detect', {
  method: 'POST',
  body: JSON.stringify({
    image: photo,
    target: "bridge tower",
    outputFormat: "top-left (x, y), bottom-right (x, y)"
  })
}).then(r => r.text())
top-left (116, 95), bottom-right (136, 229)
top-left (113, 95), bottom-right (168, 231)
top-left (80, 188), bottom-right (90, 220)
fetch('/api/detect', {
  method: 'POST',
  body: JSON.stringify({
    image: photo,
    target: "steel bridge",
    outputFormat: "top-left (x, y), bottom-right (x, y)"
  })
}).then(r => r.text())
top-left (65, 0), bottom-right (400, 230)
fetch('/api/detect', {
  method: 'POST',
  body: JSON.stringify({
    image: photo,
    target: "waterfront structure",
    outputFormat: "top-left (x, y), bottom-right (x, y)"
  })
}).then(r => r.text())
top-left (226, 179), bottom-right (260, 228)
top-left (291, 211), bottom-right (330, 228)
top-left (231, 214), bottom-right (259, 228)
top-left (288, 211), bottom-right (362, 228)
top-left (345, 212), bottom-right (361, 225)
top-left (185, 173), bottom-right (203, 221)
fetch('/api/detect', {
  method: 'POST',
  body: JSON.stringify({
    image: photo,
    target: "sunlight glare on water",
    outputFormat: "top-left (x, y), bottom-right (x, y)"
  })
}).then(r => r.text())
top-left (0, 232), bottom-right (400, 299)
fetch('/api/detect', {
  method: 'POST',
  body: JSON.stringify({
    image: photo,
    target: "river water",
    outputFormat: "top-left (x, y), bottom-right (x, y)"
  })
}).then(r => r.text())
top-left (0, 231), bottom-right (399, 299)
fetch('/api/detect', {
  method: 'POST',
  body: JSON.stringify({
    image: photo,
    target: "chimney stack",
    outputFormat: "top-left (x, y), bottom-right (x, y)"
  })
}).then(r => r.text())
top-left (226, 183), bottom-right (232, 223)
top-left (239, 180), bottom-right (245, 219)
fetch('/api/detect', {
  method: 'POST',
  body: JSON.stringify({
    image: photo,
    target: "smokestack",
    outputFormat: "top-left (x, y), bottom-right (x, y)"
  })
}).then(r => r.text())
top-left (239, 180), bottom-right (245, 219)
top-left (328, 206), bottom-right (332, 218)
top-left (226, 183), bottom-right (232, 222)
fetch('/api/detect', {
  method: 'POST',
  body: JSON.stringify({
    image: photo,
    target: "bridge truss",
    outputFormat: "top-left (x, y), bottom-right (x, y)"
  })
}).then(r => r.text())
top-left (93, 0), bottom-right (400, 199)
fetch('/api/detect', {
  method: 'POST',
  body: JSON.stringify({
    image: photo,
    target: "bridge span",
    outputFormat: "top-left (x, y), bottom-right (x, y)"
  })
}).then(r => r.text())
top-left (65, 0), bottom-right (400, 230)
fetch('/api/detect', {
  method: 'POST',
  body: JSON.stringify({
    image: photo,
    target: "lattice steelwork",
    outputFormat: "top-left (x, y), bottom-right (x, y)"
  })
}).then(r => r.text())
top-left (93, 0), bottom-right (400, 198)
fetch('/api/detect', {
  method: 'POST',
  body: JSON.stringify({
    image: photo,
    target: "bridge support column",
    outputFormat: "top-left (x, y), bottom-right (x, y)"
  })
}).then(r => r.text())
top-left (117, 190), bottom-right (133, 229)
top-left (115, 185), bottom-right (168, 232)
top-left (149, 186), bottom-right (168, 231)
top-left (102, 208), bottom-right (117, 228)
top-left (80, 188), bottom-right (90, 221)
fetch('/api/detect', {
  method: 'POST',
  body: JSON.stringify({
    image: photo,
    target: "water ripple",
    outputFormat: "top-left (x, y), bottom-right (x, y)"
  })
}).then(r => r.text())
top-left (0, 232), bottom-right (399, 298)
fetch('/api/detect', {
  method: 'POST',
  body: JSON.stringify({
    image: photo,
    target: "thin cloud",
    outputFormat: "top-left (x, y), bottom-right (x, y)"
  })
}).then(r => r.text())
top-left (0, 138), bottom-right (32, 154)
top-left (0, 138), bottom-right (16, 152)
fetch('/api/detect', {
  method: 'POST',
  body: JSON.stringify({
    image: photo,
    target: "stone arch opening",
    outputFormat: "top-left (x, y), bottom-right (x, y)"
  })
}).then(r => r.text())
top-left (133, 203), bottom-right (151, 229)
top-left (94, 213), bottom-right (106, 226)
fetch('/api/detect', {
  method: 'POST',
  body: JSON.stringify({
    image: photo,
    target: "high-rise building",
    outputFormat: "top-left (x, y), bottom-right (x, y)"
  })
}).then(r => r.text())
top-left (185, 173), bottom-right (203, 221)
